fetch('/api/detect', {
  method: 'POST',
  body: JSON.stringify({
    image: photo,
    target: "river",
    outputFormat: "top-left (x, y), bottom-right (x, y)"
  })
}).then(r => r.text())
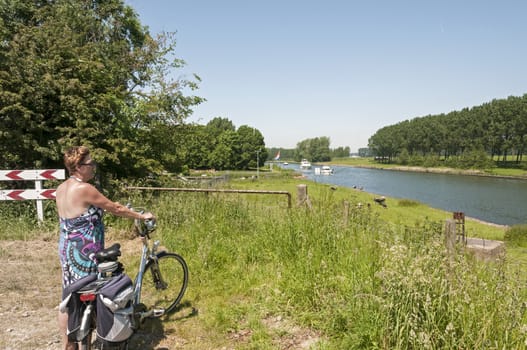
top-left (280, 163), bottom-right (527, 226)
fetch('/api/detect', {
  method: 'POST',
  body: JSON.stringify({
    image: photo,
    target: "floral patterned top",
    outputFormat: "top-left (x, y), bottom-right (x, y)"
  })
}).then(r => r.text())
top-left (58, 205), bottom-right (104, 288)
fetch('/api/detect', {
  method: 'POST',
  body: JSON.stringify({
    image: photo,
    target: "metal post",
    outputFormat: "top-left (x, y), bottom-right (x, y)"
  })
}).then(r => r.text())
top-left (126, 186), bottom-right (292, 208)
top-left (35, 180), bottom-right (43, 222)
top-left (256, 149), bottom-right (261, 179)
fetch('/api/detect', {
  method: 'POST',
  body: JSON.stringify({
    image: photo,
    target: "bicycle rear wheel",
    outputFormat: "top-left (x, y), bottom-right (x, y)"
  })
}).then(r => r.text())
top-left (140, 252), bottom-right (188, 314)
top-left (79, 330), bottom-right (93, 350)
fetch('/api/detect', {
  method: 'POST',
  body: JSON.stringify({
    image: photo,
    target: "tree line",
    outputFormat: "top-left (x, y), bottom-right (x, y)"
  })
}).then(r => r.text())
top-left (368, 94), bottom-right (527, 168)
top-left (268, 137), bottom-right (350, 162)
top-left (0, 0), bottom-right (267, 182)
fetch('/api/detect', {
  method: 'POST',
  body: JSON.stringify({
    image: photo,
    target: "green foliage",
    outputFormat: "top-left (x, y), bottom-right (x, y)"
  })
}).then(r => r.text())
top-left (422, 154), bottom-right (441, 168)
top-left (295, 136), bottom-right (331, 162)
top-left (374, 239), bottom-right (525, 349)
top-left (369, 94), bottom-right (527, 170)
top-left (398, 148), bottom-right (410, 165)
top-left (504, 224), bottom-right (527, 247)
top-left (267, 145), bottom-right (349, 162)
top-left (460, 147), bottom-right (496, 169)
top-left (0, 1), bottom-right (272, 175)
top-left (236, 125), bottom-right (266, 170)
top-left (330, 146), bottom-right (350, 158)
top-left (0, 0), bottom-right (204, 178)
top-left (201, 118), bottom-right (267, 170)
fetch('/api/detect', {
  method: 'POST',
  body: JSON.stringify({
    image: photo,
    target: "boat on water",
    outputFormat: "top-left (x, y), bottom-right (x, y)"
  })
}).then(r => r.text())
top-left (314, 165), bottom-right (334, 175)
top-left (300, 159), bottom-right (312, 170)
top-left (283, 162), bottom-right (289, 165)
top-left (320, 165), bottom-right (334, 175)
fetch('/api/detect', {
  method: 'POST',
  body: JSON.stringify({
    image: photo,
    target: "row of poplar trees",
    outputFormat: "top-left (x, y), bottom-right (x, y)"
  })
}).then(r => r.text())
top-left (368, 94), bottom-right (527, 166)
top-left (0, 0), bottom-right (267, 182)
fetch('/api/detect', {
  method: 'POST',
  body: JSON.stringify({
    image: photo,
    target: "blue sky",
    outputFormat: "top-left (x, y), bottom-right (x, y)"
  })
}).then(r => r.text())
top-left (125, 0), bottom-right (527, 152)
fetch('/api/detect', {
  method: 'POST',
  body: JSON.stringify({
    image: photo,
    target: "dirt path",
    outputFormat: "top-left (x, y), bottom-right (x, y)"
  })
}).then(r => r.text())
top-left (0, 239), bottom-right (177, 350)
top-left (0, 239), bottom-right (63, 349)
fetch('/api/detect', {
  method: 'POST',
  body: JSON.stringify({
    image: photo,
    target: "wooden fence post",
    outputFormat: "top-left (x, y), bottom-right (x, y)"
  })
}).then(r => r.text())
top-left (297, 184), bottom-right (312, 209)
top-left (343, 200), bottom-right (349, 225)
top-left (445, 219), bottom-right (457, 255)
top-left (444, 219), bottom-right (457, 283)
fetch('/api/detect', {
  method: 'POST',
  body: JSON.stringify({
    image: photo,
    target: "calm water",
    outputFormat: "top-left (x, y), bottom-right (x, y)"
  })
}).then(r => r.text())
top-left (281, 163), bottom-right (527, 226)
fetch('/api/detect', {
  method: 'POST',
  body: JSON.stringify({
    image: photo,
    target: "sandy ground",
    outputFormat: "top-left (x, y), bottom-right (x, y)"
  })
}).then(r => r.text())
top-left (0, 239), bottom-right (64, 350)
top-left (0, 239), bottom-right (180, 350)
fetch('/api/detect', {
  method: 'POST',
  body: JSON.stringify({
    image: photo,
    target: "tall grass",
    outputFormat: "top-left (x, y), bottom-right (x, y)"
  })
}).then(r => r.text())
top-left (2, 180), bottom-right (526, 348)
top-left (138, 186), bottom-right (527, 349)
top-left (0, 201), bottom-right (57, 240)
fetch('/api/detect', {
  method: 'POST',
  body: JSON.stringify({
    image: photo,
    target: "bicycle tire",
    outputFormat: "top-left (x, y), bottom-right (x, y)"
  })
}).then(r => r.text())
top-left (140, 251), bottom-right (188, 315)
top-left (79, 329), bottom-right (93, 350)
top-left (80, 332), bottom-right (129, 350)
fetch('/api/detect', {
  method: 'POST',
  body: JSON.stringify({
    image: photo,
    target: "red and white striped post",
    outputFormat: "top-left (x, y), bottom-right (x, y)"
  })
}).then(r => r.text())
top-left (0, 169), bottom-right (65, 221)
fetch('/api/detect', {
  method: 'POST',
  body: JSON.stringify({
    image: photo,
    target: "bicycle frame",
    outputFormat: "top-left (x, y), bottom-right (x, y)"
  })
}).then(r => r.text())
top-left (75, 233), bottom-right (165, 346)
top-left (132, 236), bottom-right (165, 320)
top-left (73, 209), bottom-right (188, 349)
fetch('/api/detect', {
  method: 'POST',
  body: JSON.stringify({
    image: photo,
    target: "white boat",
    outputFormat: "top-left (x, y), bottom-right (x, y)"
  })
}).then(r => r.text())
top-left (283, 162), bottom-right (289, 165)
top-left (300, 159), bottom-right (311, 170)
top-left (315, 165), bottom-right (333, 175)
top-left (320, 165), bottom-right (334, 175)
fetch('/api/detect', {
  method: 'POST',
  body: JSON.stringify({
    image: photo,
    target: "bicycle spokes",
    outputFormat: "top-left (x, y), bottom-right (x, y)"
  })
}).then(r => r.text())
top-left (139, 252), bottom-right (188, 315)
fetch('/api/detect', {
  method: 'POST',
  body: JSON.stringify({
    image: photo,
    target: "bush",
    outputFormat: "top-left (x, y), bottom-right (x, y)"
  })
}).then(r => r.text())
top-left (504, 224), bottom-right (527, 247)
top-left (397, 149), bottom-right (410, 165)
top-left (398, 199), bottom-right (421, 207)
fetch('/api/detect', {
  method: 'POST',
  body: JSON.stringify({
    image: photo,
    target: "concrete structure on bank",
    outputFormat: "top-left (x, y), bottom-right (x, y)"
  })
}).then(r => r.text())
top-left (465, 237), bottom-right (505, 262)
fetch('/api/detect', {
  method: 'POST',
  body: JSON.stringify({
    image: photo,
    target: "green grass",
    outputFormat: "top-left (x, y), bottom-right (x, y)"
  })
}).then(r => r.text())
top-left (146, 183), bottom-right (525, 349)
top-left (2, 173), bottom-right (526, 349)
top-left (0, 201), bottom-right (57, 240)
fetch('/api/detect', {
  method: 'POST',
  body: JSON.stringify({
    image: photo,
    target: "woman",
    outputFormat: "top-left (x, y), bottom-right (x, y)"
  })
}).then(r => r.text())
top-left (56, 146), bottom-right (154, 350)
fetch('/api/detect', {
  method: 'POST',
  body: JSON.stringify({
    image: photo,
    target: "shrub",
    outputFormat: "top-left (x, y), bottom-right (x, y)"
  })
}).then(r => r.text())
top-left (504, 224), bottom-right (527, 247)
top-left (398, 199), bottom-right (421, 207)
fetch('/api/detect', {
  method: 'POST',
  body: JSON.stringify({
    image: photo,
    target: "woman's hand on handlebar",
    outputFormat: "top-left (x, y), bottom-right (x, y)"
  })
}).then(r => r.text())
top-left (142, 212), bottom-right (155, 221)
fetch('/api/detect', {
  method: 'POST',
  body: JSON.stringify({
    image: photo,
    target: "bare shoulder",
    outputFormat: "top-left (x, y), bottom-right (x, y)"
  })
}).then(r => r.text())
top-left (55, 179), bottom-right (71, 196)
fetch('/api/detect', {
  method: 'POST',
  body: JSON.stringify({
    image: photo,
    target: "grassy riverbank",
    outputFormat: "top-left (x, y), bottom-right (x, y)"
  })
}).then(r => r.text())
top-left (2, 173), bottom-right (526, 349)
top-left (129, 177), bottom-right (524, 349)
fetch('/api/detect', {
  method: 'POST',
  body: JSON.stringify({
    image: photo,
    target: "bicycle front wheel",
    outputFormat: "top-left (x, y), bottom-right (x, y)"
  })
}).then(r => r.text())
top-left (140, 252), bottom-right (188, 314)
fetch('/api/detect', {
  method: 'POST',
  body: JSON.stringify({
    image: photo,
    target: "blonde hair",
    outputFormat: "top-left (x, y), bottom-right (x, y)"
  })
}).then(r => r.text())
top-left (63, 146), bottom-right (90, 174)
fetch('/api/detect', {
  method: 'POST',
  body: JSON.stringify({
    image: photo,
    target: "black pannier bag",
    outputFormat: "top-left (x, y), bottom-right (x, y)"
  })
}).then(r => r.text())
top-left (96, 273), bottom-right (135, 345)
top-left (60, 274), bottom-right (98, 342)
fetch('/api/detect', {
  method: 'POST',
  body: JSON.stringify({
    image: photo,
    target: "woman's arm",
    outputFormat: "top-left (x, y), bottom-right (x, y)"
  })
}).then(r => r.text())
top-left (80, 182), bottom-right (154, 220)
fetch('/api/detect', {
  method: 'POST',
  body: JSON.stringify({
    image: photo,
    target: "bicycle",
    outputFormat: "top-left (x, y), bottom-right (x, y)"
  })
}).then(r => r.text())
top-left (63, 208), bottom-right (189, 349)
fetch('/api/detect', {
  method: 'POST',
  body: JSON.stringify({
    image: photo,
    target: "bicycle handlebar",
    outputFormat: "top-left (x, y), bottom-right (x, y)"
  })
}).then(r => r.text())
top-left (126, 203), bottom-right (157, 237)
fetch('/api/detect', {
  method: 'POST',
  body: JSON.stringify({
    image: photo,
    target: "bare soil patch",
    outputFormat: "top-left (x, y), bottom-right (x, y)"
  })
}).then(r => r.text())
top-left (0, 238), bottom-right (180, 350)
top-left (0, 239), bottom-right (63, 350)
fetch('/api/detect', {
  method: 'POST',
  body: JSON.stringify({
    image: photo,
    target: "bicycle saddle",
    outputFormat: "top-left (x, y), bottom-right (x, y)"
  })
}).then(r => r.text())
top-left (95, 243), bottom-right (121, 262)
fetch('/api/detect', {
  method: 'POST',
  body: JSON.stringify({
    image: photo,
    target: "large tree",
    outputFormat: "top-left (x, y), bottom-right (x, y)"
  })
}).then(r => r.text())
top-left (236, 125), bottom-right (266, 170)
top-left (202, 117), bottom-right (267, 170)
top-left (0, 0), bottom-right (203, 179)
top-left (295, 136), bottom-right (331, 162)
